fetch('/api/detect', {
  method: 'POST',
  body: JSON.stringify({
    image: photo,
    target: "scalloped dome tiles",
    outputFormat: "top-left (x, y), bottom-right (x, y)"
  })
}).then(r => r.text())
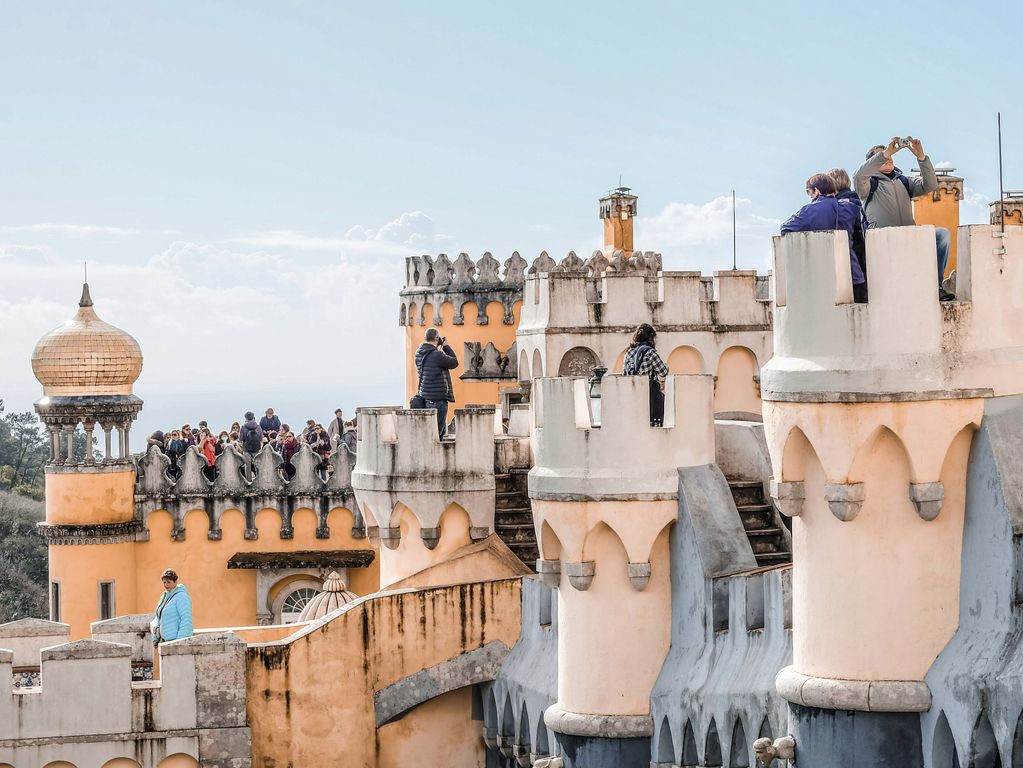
top-left (31, 284), bottom-right (143, 397)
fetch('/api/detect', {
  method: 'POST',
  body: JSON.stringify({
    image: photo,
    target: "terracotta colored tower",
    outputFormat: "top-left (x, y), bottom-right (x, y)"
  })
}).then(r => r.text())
top-left (599, 186), bottom-right (638, 255)
top-left (912, 167), bottom-right (963, 277)
top-left (32, 283), bottom-right (144, 638)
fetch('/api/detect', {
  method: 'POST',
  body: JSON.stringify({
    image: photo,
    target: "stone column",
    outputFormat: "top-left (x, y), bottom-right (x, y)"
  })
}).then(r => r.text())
top-left (83, 421), bottom-right (96, 464)
top-left (49, 426), bottom-right (61, 463)
top-left (64, 425), bottom-right (76, 466)
top-left (103, 424), bottom-right (113, 463)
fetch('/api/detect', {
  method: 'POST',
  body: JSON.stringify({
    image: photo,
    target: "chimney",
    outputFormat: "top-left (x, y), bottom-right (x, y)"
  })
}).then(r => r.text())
top-left (599, 187), bottom-right (638, 254)
top-left (990, 193), bottom-right (1023, 226)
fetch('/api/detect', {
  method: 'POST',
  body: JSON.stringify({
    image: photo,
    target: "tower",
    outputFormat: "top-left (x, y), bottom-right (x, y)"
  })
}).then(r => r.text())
top-left (599, 187), bottom-right (638, 254)
top-left (399, 252), bottom-right (530, 411)
top-left (912, 167), bottom-right (963, 277)
top-left (762, 224), bottom-right (1023, 766)
top-left (529, 373), bottom-right (715, 768)
top-left (31, 283), bottom-right (144, 638)
top-left (991, 192), bottom-right (1023, 226)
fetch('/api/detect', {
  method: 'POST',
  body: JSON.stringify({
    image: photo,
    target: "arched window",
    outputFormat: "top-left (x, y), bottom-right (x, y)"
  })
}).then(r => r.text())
top-left (280, 587), bottom-right (319, 624)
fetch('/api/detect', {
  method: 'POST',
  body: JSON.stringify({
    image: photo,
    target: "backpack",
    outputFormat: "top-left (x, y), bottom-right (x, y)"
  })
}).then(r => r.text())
top-left (862, 175), bottom-right (913, 228)
top-left (242, 425), bottom-right (262, 453)
top-left (623, 346), bottom-right (651, 377)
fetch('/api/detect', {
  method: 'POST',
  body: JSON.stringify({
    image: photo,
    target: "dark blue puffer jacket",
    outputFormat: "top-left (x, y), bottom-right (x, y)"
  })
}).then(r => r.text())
top-left (415, 342), bottom-right (458, 402)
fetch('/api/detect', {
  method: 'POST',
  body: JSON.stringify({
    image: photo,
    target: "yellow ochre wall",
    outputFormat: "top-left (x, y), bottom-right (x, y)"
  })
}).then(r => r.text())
top-left (52, 503), bottom-right (379, 639)
top-left (405, 300), bottom-right (521, 409)
top-left (914, 186), bottom-right (960, 277)
top-left (246, 577), bottom-right (523, 768)
top-left (45, 471), bottom-right (135, 524)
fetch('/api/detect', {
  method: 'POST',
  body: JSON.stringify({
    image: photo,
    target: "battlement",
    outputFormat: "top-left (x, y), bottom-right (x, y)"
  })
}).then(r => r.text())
top-left (519, 268), bottom-right (771, 334)
top-left (0, 630), bottom-right (248, 760)
top-left (763, 224), bottom-right (1023, 401)
top-left (529, 374), bottom-right (715, 501)
top-left (352, 405), bottom-right (497, 540)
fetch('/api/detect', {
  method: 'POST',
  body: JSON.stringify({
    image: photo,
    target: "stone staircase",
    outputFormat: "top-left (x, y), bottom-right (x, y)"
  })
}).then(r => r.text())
top-left (494, 469), bottom-right (537, 571)
top-left (727, 479), bottom-right (791, 567)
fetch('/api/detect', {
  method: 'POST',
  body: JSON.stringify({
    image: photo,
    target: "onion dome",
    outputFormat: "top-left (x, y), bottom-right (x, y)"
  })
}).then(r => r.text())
top-left (297, 571), bottom-right (359, 622)
top-left (31, 283), bottom-right (143, 397)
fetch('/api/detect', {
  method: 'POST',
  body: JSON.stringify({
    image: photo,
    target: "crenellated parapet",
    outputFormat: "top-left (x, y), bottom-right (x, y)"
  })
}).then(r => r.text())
top-left (400, 251), bottom-right (531, 327)
top-left (517, 269), bottom-right (771, 417)
top-left (121, 443), bottom-right (359, 543)
top-left (352, 404), bottom-right (497, 584)
top-left (764, 224), bottom-right (1023, 400)
top-left (0, 631), bottom-right (250, 766)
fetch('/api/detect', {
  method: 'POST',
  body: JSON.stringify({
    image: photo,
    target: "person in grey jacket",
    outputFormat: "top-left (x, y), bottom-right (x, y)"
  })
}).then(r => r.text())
top-left (854, 136), bottom-right (954, 300)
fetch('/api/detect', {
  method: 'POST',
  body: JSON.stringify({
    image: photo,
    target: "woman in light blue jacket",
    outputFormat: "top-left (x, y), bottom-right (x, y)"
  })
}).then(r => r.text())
top-left (151, 568), bottom-right (194, 645)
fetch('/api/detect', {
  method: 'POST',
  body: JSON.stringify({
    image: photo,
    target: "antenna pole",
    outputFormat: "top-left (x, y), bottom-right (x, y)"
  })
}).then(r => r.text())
top-left (998, 112), bottom-right (1006, 234)
top-left (84, 260), bottom-right (88, 283)
top-left (732, 190), bottom-right (737, 270)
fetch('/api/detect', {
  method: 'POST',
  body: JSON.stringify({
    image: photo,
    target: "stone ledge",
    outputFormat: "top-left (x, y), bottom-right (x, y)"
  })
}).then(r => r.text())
top-left (38, 519), bottom-right (144, 546)
top-left (41, 639), bottom-right (132, 662)
top-left (159, 632), bottom-right (246, 657)
top-left (0, 618), bottom-right (71, 639)
top-left (543, 702), bottom-right (653, 738)
top-left (775, 666), bottom-right (931, 713)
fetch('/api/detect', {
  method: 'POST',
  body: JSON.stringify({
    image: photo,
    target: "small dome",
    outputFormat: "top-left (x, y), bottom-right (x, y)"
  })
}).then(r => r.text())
top-left (31, 284), bottom-right (143, 397)
top-left (297, 571), bottom-right (359, 622)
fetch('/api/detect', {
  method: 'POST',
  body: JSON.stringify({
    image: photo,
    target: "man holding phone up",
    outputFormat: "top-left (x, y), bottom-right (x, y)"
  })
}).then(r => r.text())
top-left (414, 328), bottom-right (459, 438)
top-left (854, 135), bottom-right (954, 300)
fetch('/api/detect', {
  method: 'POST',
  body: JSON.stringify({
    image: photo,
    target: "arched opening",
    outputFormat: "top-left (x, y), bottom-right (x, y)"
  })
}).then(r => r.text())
top-left (714, 345), bottom-right (760, 416)
top-left (501, 696), bottom-right (515, 740)
top-left (1011, 710), bottom-right (1023, 768)
top-left (681, 719), bottom-right (699, 766)
top-left (535, 713), bottom-right (551, 757)
top-left (485, 687), bottom-right (498, 730)
top-left (532, 349), bottom-right (544, 378)
top-left (519, 349), bottom-right (530, 383)
top-left (613, 348), bottom-right (628, 374)
top-left (517, 701), bottom-right (531, 748)
top-left (581, 522), bottom-right (629, 589)
top-left (102, 760), bottom-right (142, 768)
top-left (408, 302), bottom-right (418, 327)
top-left (729, 716), bottom-right (749, 767)
top-left (656, 716), bottom-right (676, 763)
top-left (668, 345), bottom-right (704, 374)
top-left (422, 302), bottom-right (435, 327)
top-left (934, 711), bottom-right (961, 768)
top-left (758, 715), bottom-right (773, 741)
top-left (558, 346), bottom-right (599, 377)
top-left (705, 717), bottom-right (724, 767)
top-left (971, 712), bottom-right (1002, 768)
top-left (539, 519), bottom-right (563, 561)
top-left (157, 756), bottom-right (200, 768)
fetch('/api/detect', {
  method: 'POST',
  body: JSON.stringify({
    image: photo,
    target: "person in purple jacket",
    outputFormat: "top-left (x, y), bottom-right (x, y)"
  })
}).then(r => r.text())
top-left (781, 173), bottom-right (866, 303)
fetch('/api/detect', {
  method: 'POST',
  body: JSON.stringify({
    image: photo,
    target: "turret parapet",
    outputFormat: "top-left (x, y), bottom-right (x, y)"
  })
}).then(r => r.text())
top-left (528, 374), bottom-right (715, 501)
top-left (763, 225), bottom-right (1023, 401)
top-left (519, 268), bottom-right (770, 335)
top-left (991, 195), bottom-right (1023, 226)
top-left (352, 405), bottom-right (497, 545)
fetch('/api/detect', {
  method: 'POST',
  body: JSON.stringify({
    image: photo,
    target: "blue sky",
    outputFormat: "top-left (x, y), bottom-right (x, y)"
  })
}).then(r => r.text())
top-left (0, 2), bottom-right (1016, 437)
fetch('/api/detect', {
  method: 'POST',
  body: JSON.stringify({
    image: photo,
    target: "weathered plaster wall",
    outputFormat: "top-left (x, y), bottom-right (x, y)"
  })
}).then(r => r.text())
top-left (378, 687), bottom-right (483, 768)
top-left (246, 578), bottom-right (522, 768)
top-left (45, 470), bottom-right (136, 524)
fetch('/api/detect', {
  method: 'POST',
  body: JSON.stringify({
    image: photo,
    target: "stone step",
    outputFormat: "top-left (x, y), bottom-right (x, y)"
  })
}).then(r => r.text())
top-left (738, 504), bottom-right (775, 530)
top-left (496, 512), bottom-right (533, 527)
top-left (728, 480), bottom-right (765, 507)
top-left (745, 528), bottom-right (786, 555)
top-left (755, 551), bottom-right (792, 566)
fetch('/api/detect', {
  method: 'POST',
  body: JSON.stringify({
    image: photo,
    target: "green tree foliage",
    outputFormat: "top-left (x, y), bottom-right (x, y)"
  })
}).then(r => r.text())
top-left (0, 491), bottom-right (47, 622)
top-left (0, 400), bottom-right (49, 500)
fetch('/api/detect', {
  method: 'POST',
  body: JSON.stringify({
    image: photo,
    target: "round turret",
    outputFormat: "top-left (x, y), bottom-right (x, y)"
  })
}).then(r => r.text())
top-left (32, 283), bottom-right (143, 397)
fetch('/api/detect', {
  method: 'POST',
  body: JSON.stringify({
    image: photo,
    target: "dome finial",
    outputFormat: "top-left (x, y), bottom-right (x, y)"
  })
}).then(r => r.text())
top-left (79, 282), bottom-right (93, 308)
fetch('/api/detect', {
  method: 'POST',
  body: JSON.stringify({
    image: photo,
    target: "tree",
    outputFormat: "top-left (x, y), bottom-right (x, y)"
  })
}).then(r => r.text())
top-left (0, 491), bottom-right (47, 622)
top-left (0, 400), bottom-right (48, 500)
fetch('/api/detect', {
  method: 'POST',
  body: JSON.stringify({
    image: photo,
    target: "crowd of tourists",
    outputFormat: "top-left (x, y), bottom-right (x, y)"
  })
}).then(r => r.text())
top-left (780, 135), bottom-right (955, 303)
top-left (145, 407), bottom-right (358, 481)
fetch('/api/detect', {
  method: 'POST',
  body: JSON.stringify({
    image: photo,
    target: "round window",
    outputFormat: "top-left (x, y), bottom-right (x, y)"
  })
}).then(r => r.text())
top-left (280, 586), bottom-right (320, 624)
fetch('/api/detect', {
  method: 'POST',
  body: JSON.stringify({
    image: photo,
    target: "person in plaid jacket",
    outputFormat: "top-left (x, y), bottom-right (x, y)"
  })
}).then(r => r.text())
top-left (623, 323), bottom-right (669, 426)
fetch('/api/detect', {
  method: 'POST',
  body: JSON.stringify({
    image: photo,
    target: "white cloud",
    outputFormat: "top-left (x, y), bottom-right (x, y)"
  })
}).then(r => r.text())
top-left (960, 186), bottom-right (992, 225)
top-left (637, 196), bottom-right (780, 272)
top-left (0, 223), bottom-right (139, 237)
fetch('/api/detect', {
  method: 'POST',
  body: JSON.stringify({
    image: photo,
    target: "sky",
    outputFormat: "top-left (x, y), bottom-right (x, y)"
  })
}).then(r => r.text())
top-left (0, 1), bottom-right (1016, 439)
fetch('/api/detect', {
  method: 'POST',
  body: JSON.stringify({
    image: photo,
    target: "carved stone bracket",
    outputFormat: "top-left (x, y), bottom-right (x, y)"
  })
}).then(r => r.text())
top-left (825, 482), bottom-right (865, 522)
top-left (420, 527), bottom-right (441, 550)
top-left (536, 559), bottom-right (561, 588)
top-left (627, 561), bottom-right (652, 592)
top-left (379, 526), bottom-right (401, 550)
top-left (909, 481), bottom-right (944, 521)
top-left (470, 525), bottom-right (491, 542)
top-left (770, 478), bottom-right (805, 517)
top-left (565, 561), bottom-right (595, 591)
